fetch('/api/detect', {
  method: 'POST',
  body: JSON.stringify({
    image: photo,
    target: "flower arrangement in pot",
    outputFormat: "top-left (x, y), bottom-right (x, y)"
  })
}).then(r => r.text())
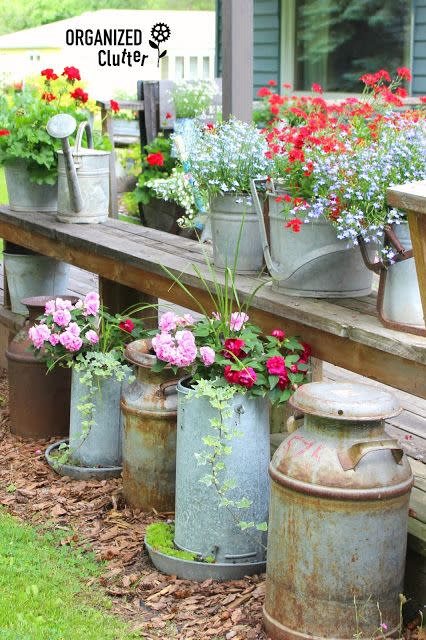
top-left (28, 291), bottom-right (145, 479)
top-left (251, 67), bottom-right (426, 302)
top-left (0, 65), bottom-right (99, 211)
top-left (171, 79), bottom-right (218, 122)
top-left (144, 268), bottom-right (310, 581)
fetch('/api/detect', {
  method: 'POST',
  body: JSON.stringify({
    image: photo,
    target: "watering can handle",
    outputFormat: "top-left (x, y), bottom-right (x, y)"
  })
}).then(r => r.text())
top-left (338, 439), bottom-right (403, 471)
top-left (74, 121), bottom-right (94, 154)
top-left (251, 179), bottom-right (353, 282)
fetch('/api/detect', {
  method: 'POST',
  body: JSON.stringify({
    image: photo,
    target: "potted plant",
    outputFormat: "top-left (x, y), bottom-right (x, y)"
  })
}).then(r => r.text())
top-left (28, 291), bottom-right (145, 479)
top-left (109, 91), bottom-right (139, 137)
top-left (0, 65), bottom-right (96, 211)
top-left (175, 118), bottom-right (272, 273)
top-left (251, 67), bottom-right (426, 303)
top-left (145, 269), bottom-right (310, 580)
top-left (171, 80), bottom-right (218, 136)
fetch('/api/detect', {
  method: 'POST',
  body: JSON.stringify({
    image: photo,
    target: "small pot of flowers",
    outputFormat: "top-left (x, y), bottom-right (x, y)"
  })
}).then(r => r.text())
top-left (28, 291), bottom-right (144, 479)
top-left (0, 65), bottom-right (97, 212)
top-left (145, 293), bottom-right (309, 580)
top-left (251, 67), bottom-right (426, 299)
top-left (171, 79), bottom-right (218, 133)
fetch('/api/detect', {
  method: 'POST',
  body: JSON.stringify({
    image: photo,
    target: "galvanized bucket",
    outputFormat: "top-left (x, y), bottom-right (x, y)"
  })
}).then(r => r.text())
top-left (69, 368), bottom-right (124, 468)
top-left (382, 222), bottom-right (424, 328)
top-left (57, 121), bottom-right (110, 223)
top-left (4, 253), bottom-right (70, 315)
top-left (210, 194), bottom-right (264, 274)
top-left (251, 179), bottom-right (375, 297)
top-left (264, 381), bottom-right (413, 640)
top-left (122, 339), bottom-right (178, 511)
top-left (174, 378), bottom-right (269, 576)
top-left (4, 160), bottom-right (57, 212)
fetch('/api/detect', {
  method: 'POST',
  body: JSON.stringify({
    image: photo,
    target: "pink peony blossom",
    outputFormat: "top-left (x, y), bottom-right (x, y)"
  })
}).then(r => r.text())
top-left (59, 331), bottom-right (83, 352)
top-left (230, 312), bottom-right (249, 331)
top-left (266, 356), bottom-right (286, 376)
top-left (68, 322), bottom-right (81, 336)
top-left (83, 292), bottom-right (100, 316)
top-left (44, 299), bottom-right (56, 315)
top-left (53, 308), bottom-right (71, 327)
top-left (152, 332), bottom-right (176, 362)
top-left (152, 329), bottom-right (197, 367)
top-left (85, 329), bottom-right (99, 344)
top-left (200, 346), bottom-right (215, 366)
top-left (238, 367), bottom-right (257, 388)
top-left (55, 297), bottom-right (73, 310)
top-left (49, 333), bottom-right (60, 346)
top-left (159, 311), bottom-right (179, 332)
top-left (28, 324), bottom-right (51, 349)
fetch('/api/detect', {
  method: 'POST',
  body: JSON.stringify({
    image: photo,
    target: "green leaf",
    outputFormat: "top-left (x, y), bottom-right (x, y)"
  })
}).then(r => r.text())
top-left (255, 522), bottom-right (268, 532)
top-left (268, 375), bottom-right (279, 390)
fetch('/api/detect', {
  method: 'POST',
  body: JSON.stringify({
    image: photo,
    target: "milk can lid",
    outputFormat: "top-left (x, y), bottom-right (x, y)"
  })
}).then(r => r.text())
top-left (289, 382), bottom-right (402, 420)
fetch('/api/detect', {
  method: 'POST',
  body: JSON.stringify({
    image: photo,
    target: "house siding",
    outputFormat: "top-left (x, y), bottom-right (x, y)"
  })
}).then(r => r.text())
top-left (215, 0), bottom-right (281, 97)
top-left (413, 0), bottom-right (426, 94)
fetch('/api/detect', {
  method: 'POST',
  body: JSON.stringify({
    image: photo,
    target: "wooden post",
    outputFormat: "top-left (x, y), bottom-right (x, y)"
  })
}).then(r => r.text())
top-left (98, 101), bottom-right (118, 219)
top-left (99, 278), bottom-right (158, 330)
top-left (387, 180), bottom-right (426, 326)
top-left (221, 0), bottom-right (253, 122)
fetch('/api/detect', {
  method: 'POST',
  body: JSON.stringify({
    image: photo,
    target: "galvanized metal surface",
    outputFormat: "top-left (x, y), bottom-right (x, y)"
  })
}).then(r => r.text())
top-left (4, 253), bottom-right (70, 314)
top-left (289, 382), bottom-right (402, 421)
top-left (174, 379), bottom-right (269, 574)
top-left (251, 180), bottom-right (375, 298)
top-left (6, 296), bottom-right (73, 438)
top-left (210, 194), bottom-right (264, 274)
top-left (45, 440), bottom-right (122, 480)
top-left (264, 381), bottom-right (414, 640)
top-left (69, 369), bottom-right (124, 467)
top-left (56, 119), bottom-right (110, 224)
top-left (122, 339), bottom-right (178, 511)
top-left (4, 160), bottom-right (57, 212)
top-left (382, 222), bottom-right (424, 328)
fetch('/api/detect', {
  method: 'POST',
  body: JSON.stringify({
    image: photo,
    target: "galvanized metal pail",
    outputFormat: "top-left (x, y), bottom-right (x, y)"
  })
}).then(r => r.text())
top-left (4, 160), bottom-right (58, 212)
top-left (382, 222), bottom-right (424, 328)
top-left (251, 179), bottom-right (375, 298)
top-left (210, 194), bottom-right (264, 274)
top-left (122, 339), bottom-right (178, 512)
top-left (264, 381), bottom-right (413, 640)
top-left (69, 369), bottom-right (124, 468)
top-left (174, 378), bottom-right (269, 575)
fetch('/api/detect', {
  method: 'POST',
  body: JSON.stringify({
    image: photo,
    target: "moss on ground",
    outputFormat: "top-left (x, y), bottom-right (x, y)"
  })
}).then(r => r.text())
top-left (146, 522), bottom-right (214, 563)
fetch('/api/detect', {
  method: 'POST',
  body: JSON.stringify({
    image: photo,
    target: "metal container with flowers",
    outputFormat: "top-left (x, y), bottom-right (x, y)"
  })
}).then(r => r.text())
top-left (170, 79), bottom-right (218, 137)
top-left (28, 292), bottom-right (144, 479)
top-left (144, 268), bottom-right (310, 580)
top-left (251, 67), bottom-right (426, 305)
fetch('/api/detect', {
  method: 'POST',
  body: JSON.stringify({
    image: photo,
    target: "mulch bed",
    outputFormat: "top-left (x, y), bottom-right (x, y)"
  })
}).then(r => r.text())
top-left (0, 368), bottom-right (265, 640)
top-left (0, 367), bottom-right (423, 640)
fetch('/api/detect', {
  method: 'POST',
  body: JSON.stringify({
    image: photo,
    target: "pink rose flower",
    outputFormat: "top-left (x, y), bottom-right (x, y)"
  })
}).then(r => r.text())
top-left (230, 312), bottom-right (249, 332)
top-left (44, 299), bottom-right (56, 315)
top-left (28, 324), bottom-right (51, 349)
top-left (59, 331), bottom-right (83, 352)
top-left (174, 330), bottom-right (197, 367)
top-left (53, 308), bottom-right (71, 327)
top-left (152, 332), bottom-right (175, 362)
top-left (238, 367), bottom-right (257, 388)
top-left (68, 322), bottom-right (81, 336)
top-left (159, 311), bottom-right (179, 332)
top-left (74, 299), bottom-right (84, 309)
top-left (83, 292), bottom-right (100, 316)
top-left (49, 333), bottom-right (60, 346)
top-left (55, 297), bottom-right (73, 310)
top-left (200, 346), bottom-right (215, 366)
top-left (85, 329), bottom-right (99, 344)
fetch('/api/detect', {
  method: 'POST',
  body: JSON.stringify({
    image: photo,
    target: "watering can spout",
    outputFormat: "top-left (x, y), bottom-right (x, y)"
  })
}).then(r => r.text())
top-left (47, 114), bottom-right (92, 214)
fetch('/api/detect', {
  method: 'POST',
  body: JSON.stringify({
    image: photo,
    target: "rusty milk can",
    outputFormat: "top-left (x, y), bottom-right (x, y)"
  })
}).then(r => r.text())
top-left (264, 382), bottom-right (413, 640)
top-left (6, 296), bottom-right (75, 438)
top-left (121, 339), bottom-right (178, 511)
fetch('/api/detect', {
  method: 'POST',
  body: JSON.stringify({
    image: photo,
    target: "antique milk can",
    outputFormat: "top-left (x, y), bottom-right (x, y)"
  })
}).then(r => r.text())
top-left (47, 114), bottom-right (110, 223)
top-left (264, 382), bottom-right (413, 640)
top-left (121, 340), bottom-right (178, 511)
top-left (6, 296), bottom-right (75, 438)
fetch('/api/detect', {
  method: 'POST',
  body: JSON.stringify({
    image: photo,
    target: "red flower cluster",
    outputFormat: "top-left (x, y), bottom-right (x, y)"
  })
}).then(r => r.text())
top-left (223, 338), bottom-right (246, 360)
top-left (146, 152), bottom-right (164, 166)
top-left (119, 319), bottom-right (135, 333)
top-left (0, 129), bottom-right (10, 136)
top-left (285, 218), bottom-right (302, 233)
top-left (41, 68), bottom-right (58, 81)
top-left (110, 99), bottom-right (120, 113)
top-left (63, 66), bottom-right (81, 82)
top-left (165, 111), bottom-right (172, 119)
top-left (70, 87), bottom-right (88, 103)
top-left (224, 365), bottom-right (257, 388)
top-left (41, 92), bottom-right (56, 102)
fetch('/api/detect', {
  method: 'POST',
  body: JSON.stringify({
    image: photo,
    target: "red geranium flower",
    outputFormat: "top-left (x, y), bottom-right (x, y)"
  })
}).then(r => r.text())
top-left (266, 356), bottom-right (286, 376)
top-left (119, 319), bottom-right (135, 333)
top-left (41, 68), bottom-right (58, 81)
top-left (312, 83), bottom-right (323, 94)
top-left (146, 152), bottom-right (164, 166)
top-left (165, 112), bottom-right (172, 119)
top-left (0, 129), bottom-right (10, 136)
top-left (257, 87), bottom-right (272, 98)
top-left (268, 79), bottom-right (277, 86)
top-left (285, 218), bottom-right (302, 233)
top-left (110, 99), bottom-right (120, 113)
top-left (223, 338), bottom-right (245, 360)
top-left (63, 66), bottom-right (81, 81)
top-left (420, 96), bottom-right (426, 103)
top-left (397, 67), bottom-right (412, 82)
top-left (282, 83), bottom-right (292, 89)
top-left (271, 329), bottom-right (285, 341)
top-left (237, 367), bottom-right (257, 388)
top-left (41, 92), bottom-right (56, 102)
top-left (205, 122), bottom-right (215, 130)
top-left (70, 87), bottom-right (88, 103)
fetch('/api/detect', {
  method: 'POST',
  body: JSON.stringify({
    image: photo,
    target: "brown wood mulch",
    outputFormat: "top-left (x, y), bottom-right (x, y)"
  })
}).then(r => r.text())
top-left (0, 367), bottom-right (422, 640)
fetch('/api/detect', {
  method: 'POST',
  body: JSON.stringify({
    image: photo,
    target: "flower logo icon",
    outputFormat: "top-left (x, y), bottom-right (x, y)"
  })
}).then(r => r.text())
top-left (149, 22), bottom-right (171, 67)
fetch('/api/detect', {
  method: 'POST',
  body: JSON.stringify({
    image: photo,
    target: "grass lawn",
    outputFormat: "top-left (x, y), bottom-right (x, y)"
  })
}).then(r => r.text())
top-left (0, 511), bottom-right (141, 640)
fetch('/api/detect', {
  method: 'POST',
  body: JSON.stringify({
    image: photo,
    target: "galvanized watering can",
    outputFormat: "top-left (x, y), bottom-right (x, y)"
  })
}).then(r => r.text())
top-left (47, 114), bottom-right (110, 223)
top-left (250, 178), bottom-right (375, 298)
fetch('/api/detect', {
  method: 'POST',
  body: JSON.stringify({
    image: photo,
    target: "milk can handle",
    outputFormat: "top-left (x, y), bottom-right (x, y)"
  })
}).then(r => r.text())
top-left (338, 439), bottom-right (403, 471)
top-left (157, 379), bottom-right (179, 397)
top-left (74, 121), bottom-right (94, 154)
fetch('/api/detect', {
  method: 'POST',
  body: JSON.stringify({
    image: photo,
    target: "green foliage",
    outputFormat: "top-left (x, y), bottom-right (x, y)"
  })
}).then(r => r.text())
top-left (171, 80), bottom-right (217, 119)
top-left (145, 522), bottom-right (214, 563)
top-left (0, 510), bottom-right (140, 639)
top-left (133, 133), bottom-right (176, 206)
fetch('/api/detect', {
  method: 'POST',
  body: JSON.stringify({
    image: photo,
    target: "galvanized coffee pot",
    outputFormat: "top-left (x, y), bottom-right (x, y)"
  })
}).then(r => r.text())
top-left (264, 382), bottom-right (413, 640)
top-left (47, 114), bottom-right (110, 223)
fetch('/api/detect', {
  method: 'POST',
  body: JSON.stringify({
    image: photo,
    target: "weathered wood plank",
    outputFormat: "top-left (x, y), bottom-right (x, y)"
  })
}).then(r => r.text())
top-left (408, 518), bottom-right (426, 555)
top-left (411, 486), bottom-right (426, 524)
top-left (411, 458), bottom-right (426, 492)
